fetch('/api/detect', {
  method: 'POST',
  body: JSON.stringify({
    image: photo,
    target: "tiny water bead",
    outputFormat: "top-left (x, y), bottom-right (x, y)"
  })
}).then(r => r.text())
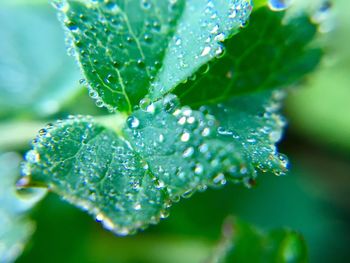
top-left (148, 0), bottom-right (252, 99)
top-left (268, 0), bottom-right (292, 11)
top-left (139, 98), bottom-right (155, 113)
top-left (25, 150), bottom-right (40, 163)
top-left (127, 116), bottom-right (140, 129)
top-left (180, 132), bottom-right (190, 142)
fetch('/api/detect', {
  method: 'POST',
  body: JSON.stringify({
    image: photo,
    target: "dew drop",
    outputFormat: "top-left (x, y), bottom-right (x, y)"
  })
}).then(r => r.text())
top-left (201, 127), bottom-right (210, 137)
top-left (159, 134), bottom-right (164, 143)
top-left (182, 147), bottom-right (194, 158)
top-left (199, 143), bottom-right (209, 153)
top-left (178, 116), bottom-right (186, 125)
top-left (175, 37), bottom-right (182, 46)
top-left (268, 0), bottom-right (292, 11)
top-left (187, 116), bottom-right (195, 124)
top-left (141, 0), bottom-right (152, 9)
top-left (134, 203), bottom-right (142, 210)
top-left (180, 132), bottom-right (190, 142)
top-left (25, 150), bottom-right (40, 163)
top-left (139, 98), bottom-right (155, 113)
top-left (127, 116), bottom-right (140, 129)
top-left (200, 46), bottom-right (211, 57)
top-left (96, 213), bottom-right (104, 222)
top-left (213, 173), bottom-right (226, 185)
top-left (194, 164), bottom-right (203, 174)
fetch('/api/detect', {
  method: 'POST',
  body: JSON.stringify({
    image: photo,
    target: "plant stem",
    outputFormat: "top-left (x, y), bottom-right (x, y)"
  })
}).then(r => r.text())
top-left (0, 114), bottom-right (127, 151)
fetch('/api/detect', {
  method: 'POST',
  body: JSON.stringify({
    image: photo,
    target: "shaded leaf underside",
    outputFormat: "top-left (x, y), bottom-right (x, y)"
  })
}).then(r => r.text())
top-left (174, 7), bottom-right (321, 106)
top-left (24, 91), bottom-right (287, 235)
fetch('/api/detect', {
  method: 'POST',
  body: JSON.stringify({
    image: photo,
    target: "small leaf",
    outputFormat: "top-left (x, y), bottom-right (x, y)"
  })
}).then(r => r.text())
top-left (0, 153), bottom-right (46, 263)
top-left (56, 0), bottom-right (252, 112)
top-left (23, 91), bottom-right (287, 235)
top-left (209, 218), bottom-right (308, 263)
top-left (174, 7), bottom-right (322, 106)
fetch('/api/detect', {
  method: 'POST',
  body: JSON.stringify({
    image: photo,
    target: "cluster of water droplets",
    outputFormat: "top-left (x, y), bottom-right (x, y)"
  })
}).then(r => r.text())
top-left (22, 114), bottom-right (176, 235)
top-left (124, 94), bottom-right (263, 199)
top-left (52, 0), bottom-right (186, 112)
top-left (27, 0), bottom-right (293, 235)
top-left (150, 0), bottom-right (252, 98)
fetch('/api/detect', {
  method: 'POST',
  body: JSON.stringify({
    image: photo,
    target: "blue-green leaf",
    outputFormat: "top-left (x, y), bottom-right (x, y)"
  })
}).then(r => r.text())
top-left (22, 91), bottom-right (287, 235)
top-left (56, 0), bottom-right (252, 112)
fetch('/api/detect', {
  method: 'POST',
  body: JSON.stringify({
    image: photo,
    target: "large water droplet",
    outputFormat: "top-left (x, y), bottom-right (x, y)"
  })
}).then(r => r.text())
top-left (139, 98), bottom-right (155, 113)
top-left (127, 116), bottom-right (140, 129)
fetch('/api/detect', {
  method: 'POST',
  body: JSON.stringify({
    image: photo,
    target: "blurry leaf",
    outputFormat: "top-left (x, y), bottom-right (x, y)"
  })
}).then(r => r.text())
top-left (287, 0), bottom-right (350, 151)
top-left (175, 7), bottom-right (321, 107)
top-left (0, 152), bottom-right (46, 263)
top-left (57, 0), bottom-right (252, 112)
top-left (209, 218), bottom-right (308, 263)
top-left (0, 3), bottom-right (80, 119)
top-left (23, 91), bottom-right (287, 235)
top-left (252, 0), bottom-right (268, 9)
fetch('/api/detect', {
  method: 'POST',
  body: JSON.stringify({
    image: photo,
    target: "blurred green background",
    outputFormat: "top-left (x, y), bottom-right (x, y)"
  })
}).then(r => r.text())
top-left (0, 0), bottom-right (349, 262)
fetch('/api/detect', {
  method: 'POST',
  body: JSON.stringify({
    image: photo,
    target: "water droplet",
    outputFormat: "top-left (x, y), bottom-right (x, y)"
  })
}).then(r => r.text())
top-left (187, 116), bottom-right (195, 124)
top-left (178, 116), bottom-right (186, 125)
top-left (127, 116), bottom-right (140, 129)
top-left (201, 127), bottom-right (210, 137)
top-left (134, 203), bottom-right (142, 210)
top-left (199, 143), bottom-right (209, 153)
top-left (214, 33), bottom-right (225, 42)
top-left (200, 46), bottom-right (211, 57)
top-left (52, 0), bottom-right (69, 12)
top-left (159, 134), bottom-right (164, 143)
top-left (182, 189), bottom-right (194, 199)
top-left (141, 0), bottom-right (152, 9)
top-left (268, 0), bottom-right (291, 11)
top-left (213, 173), bottom-right (226, 185)
top-left (180, 132), bottom-right (190, 142)
top-left (139, 98), bottom-right (155, 113)
top-left (182, 147), bottom-right (194, 158)
top-left (106, 2), bottom-right (119, 12)
top-left (175, 37), bottom-right (182, 46)
top-left (210, 25), bottom-right (219, 34)
top-left (194, 164), bottom-right (203, 174)
top-left (25, 150), bottom-right (40, 163)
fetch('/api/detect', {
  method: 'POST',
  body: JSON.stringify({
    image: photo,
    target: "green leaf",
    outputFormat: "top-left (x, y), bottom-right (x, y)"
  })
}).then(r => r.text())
top-left (209, 218), bottom-right (308, 263)
top-left (0, 2), bottom-right (80, 119)
top-left (0, 152), bottom-right (46, 263)
top-left (57, 0), bottom-right (252, 112)
top-left (252, 0), bottom-right (267, 9)
top-left (22, 91), bottom-right (287, 235)
top-left (173, 7), bottom-right (322, 107)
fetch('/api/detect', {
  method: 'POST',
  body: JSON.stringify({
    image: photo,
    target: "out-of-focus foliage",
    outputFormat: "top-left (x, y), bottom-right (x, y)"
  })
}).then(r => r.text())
top-left (209, 218), bottom-right (307, 263)
top-left (0, 153), bottom-right (46, 263)
top-left (287, 0), bottom-right (350, 151)
top-left (0, 1), bottom-right (80, 119)
top-left (0, 0), bottom-right (349, 262)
